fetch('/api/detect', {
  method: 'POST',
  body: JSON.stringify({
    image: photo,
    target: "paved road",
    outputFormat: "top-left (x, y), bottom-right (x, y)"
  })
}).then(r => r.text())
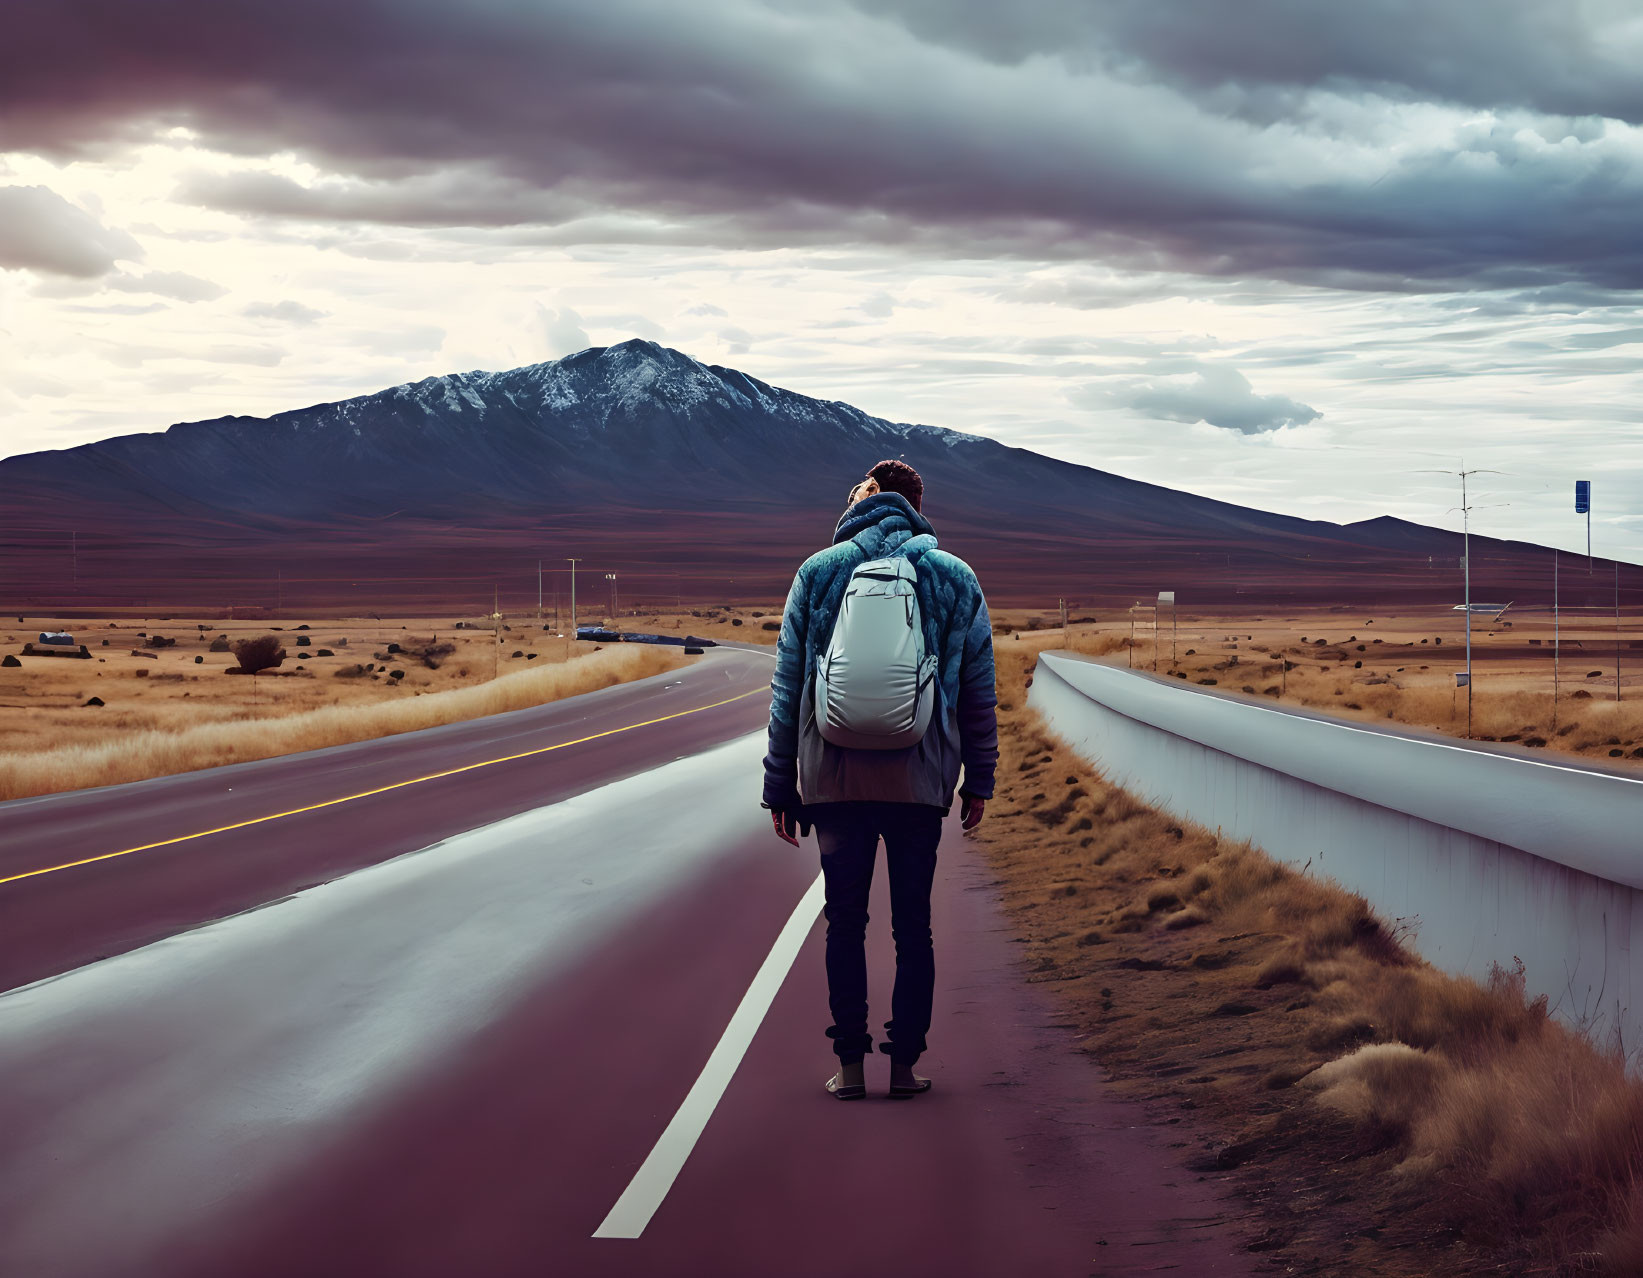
top-left (0, 647), bottom-right (1254, 1277)
top-left (0, 646), bottom-right (771, 992)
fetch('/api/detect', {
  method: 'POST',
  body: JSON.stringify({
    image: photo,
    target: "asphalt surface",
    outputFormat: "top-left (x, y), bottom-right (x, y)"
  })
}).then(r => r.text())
top-left (0, 645), bottom-right (1255, 1277)
top-left (0, 646), bottom-right (771, 992)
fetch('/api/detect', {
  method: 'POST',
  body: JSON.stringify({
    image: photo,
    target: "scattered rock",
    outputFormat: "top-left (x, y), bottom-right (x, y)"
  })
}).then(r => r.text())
top-left (0, 655), bottom-right (19, 668)
top-left (84, 696), bottom-right (104, 707)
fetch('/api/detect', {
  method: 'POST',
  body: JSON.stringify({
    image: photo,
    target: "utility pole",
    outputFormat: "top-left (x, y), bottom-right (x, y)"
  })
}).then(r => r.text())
top-left (1464, 472), bottom-right (1472, 738)
top-left (71, 531), bottom-right (77, 588)
top-left (537, 560), bottom-right (543, 623)
top-left (1553, 549), bottom-right (1560, 735)
top-left (277, 568), bottom-right (283, 616)
top-left (491, 585), bottom-right (501, 680)
top-left (1616, 560), bottom-right (1622, 703)
top-left (567, 558), bottom-right (582, 638)
top-left (606, 572), bottom-right (619, 618)
top-left (1417, 465), bottom-right (1503, 740)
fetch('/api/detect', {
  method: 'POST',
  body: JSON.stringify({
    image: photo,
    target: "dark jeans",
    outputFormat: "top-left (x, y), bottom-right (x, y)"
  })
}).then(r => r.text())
top-left (810, 802), bottom-right (943, 1067)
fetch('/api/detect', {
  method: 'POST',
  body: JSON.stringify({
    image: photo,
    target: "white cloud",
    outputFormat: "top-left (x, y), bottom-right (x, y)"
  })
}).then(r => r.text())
top-left (1079, 361), bottom-right (1322, 434)
top-left (244, 299), bottom-right (328, 325)
top-left (0, 184), bottom-right (141, 277)
top-left (108, 269), bottom-right (226, 301)
top-left (536, 304), bottom-right (590, 358)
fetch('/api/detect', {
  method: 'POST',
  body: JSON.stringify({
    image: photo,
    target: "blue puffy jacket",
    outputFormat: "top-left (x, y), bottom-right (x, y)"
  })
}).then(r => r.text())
top-left (762, 492), bottom-right (998, 810)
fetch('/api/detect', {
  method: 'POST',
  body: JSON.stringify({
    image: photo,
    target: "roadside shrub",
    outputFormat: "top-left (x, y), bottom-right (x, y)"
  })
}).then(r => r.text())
top-left (209, 636), bottom-right (230, 652)
top-left (231, 635), bottom-right (286, 674)
top-left (295, 635), bottom-right (310, 647)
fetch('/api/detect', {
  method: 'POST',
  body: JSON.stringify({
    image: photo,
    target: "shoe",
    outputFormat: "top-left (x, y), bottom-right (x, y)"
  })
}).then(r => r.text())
top-left (825, 1071), bottom-right (866, 1101)
top-left (888, 1074), bottom-right (931, 1099)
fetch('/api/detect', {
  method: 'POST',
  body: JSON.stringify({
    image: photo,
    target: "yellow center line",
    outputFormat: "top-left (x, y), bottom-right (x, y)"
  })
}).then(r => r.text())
top-left (1, 686), bottom-right (767, 889)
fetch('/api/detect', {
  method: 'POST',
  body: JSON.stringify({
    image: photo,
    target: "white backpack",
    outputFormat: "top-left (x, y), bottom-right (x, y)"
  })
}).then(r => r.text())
top-left (814, 557), bottom-right (938, 750)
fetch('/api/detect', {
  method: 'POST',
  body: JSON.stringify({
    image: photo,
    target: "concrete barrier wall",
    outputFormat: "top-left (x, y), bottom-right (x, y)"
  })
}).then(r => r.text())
top-left (1029, 651), bottom-right (1643, 1051)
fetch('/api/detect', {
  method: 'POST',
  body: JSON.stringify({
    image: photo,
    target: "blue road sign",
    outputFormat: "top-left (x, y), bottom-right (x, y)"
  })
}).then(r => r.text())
top-left (1576, 479), bottom-right (1591, 514)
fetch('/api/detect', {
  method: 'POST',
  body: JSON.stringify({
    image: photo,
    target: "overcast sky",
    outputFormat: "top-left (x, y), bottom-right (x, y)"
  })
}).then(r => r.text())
top-left (2, 0), bottom-right (1640, 558)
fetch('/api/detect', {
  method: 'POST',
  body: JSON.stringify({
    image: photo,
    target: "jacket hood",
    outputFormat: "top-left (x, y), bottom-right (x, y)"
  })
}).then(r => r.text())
top-left (832, 491), bottom-right (937, 558)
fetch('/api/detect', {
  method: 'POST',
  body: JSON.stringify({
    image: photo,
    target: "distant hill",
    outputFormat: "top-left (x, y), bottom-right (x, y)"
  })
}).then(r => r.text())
top-left (0, 340), bottom-right (1611, 615)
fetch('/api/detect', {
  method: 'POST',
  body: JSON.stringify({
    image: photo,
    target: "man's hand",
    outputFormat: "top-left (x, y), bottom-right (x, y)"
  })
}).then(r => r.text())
top-left (771, 808), bottom-right (800, 846)
top-left (960, 793), bottom-right (985, 832)
top-left (766, 803), bottom-right (812, 846)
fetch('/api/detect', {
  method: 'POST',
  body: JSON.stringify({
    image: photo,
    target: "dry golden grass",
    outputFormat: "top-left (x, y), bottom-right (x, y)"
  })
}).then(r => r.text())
top-left (0, 644), bottom-right (683, 800)
top-left (978, 636), bottom-right (1643, 1275)
top-left (0, 614), bottom-right (600, 760)
top-left (1041, 605), bottom-right (1643, 771)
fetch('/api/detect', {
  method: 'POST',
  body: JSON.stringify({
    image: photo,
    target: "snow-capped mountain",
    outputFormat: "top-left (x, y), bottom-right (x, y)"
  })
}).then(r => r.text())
top-left (0, 340), bottom-right (1583, 612)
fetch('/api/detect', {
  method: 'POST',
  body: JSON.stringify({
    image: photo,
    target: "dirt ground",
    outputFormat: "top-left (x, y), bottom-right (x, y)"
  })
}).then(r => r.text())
top-left (975, 630), bottom-right (1643, 1276)
top-left (0, 613), bottom-right (601, 758)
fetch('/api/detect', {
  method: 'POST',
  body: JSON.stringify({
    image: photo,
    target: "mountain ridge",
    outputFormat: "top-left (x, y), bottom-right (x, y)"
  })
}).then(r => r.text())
top-left (0, 340), bottom-right (1613, 612)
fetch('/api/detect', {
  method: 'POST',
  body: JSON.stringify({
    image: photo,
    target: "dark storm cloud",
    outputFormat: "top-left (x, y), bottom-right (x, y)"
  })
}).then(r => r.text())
top-left (4, 1), bottom-right (1643, 288)
top-left (0, 184), bottom-right (140, 277)
top-left (851, 0), bottom-right (1643, 125)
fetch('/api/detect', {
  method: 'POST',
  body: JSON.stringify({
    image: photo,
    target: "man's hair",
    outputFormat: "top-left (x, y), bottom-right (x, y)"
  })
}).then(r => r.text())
top-left (866, 459), bottom-right (924, 512)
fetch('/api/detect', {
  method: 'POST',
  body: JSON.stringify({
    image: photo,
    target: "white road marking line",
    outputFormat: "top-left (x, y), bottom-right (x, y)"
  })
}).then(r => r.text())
top-left (593, 870), bottom-right (825, 1240)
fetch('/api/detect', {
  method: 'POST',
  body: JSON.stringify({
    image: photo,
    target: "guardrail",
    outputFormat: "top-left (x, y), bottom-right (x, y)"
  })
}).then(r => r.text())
top-left (1029, 651), bottom-right (1643, 1051)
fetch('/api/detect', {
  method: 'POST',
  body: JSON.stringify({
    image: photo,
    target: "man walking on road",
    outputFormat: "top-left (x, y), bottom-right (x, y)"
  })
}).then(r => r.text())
top-left (763, 460), bottom-right (998, 1101)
